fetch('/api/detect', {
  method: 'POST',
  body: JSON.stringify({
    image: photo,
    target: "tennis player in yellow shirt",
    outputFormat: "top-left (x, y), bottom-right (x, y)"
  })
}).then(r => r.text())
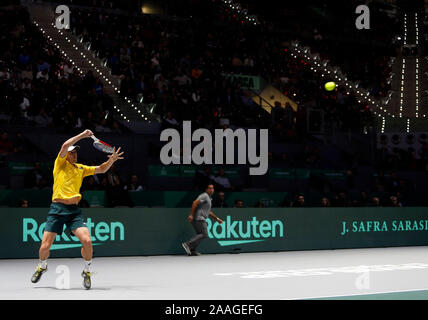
top-left (30, 129), bottom-right (124, 289)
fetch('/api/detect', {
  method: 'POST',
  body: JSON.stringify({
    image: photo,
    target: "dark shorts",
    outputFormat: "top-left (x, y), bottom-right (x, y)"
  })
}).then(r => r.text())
top-left (44, 203), bottom-right (87, 234)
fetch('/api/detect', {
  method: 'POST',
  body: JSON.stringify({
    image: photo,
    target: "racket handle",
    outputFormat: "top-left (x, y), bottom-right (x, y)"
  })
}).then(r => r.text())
top-left (90, 135), bottom-right (98, 142)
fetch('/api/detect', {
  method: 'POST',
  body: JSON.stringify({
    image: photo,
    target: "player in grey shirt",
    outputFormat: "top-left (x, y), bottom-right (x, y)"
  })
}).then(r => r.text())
top-left (182, 184), bottom-right (223, 256)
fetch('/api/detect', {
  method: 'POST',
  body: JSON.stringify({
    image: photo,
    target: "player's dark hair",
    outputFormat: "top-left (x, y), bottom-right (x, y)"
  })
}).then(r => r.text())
top-left (205, 183), bottom-right (214, 191)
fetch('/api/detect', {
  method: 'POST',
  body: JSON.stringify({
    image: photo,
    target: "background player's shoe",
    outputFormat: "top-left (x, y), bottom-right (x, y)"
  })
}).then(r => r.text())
top-left (182, 242), bottom-right (191, 255)
top-left (31, 265), bottom-right (47, 283)
top-left (81, 270), bottom-right (92, 289)
top-left (190, 251), bottom-right (201, 256)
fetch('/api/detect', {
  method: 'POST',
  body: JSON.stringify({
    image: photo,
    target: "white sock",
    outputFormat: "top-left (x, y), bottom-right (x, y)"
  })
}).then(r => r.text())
top-left (38, 260), bottom-right (47, 269)
top-left (84, 260), bottom-right (92, 272)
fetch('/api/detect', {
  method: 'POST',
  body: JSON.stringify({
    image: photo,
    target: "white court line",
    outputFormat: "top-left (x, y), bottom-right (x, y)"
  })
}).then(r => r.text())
top-left (286, 287), bottom-right (428, 300)
top-left (214, 262), bottom-right (428, 278)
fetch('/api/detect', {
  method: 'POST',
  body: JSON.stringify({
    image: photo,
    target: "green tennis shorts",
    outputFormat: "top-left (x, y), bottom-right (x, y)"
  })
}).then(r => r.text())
top-left (44, 202), bottom-right (87, 234)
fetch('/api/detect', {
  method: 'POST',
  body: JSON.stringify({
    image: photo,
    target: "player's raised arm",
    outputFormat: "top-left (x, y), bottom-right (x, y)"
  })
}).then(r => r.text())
top-left (59, 129), bottom-right (94, 158)
top-left (94, 147), bottom-right (125, 174)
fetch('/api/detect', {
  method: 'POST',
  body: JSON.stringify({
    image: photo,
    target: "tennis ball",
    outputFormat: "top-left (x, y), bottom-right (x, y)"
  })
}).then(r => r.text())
top-left (324, 81), bottom-right (336, 91)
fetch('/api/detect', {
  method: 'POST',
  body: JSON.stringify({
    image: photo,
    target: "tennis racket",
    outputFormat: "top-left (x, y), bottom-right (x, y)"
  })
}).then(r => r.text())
top-left (90, 135), bottom-right (114, 154)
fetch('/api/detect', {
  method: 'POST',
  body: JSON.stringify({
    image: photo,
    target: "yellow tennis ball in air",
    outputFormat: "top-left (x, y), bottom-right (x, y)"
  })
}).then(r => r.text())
top-left (324, 81), bottom-right (336, 91)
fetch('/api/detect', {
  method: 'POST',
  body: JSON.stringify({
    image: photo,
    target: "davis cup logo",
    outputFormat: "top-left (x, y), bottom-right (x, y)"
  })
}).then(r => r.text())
top-left (206, 216), bottom-right (285, 246)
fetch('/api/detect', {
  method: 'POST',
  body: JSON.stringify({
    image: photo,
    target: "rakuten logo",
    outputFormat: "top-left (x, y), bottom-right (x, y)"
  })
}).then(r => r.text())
top-left (22, 218), bottom-right (125, 250)
top-left (206, 216), bottom-right (285, 246)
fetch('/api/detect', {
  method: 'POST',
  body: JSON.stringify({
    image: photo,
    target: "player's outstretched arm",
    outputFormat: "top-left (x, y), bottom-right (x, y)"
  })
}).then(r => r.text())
top-left (94, 147), bottom-right (125, 174)
top-left (59, 129), bottom-right (93, 157)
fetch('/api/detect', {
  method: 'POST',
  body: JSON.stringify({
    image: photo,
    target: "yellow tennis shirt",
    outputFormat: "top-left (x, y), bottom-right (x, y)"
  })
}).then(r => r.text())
top-left (52, 153), bottom-right (97, 202)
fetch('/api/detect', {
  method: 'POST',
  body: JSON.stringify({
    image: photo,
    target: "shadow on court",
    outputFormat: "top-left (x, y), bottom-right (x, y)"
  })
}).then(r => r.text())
top-left (33, 286), bottom-right (111, 291)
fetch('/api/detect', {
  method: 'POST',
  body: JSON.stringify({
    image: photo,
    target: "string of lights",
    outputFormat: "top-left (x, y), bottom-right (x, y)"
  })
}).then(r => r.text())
top-left (290, 8), bottom-right (428, 134)
top-left (288, 41), bottom-right (393, 119)
top-left (399, 57), bottom-right (404, 119)
top-left (415, 13), bottom-right (419, 122)
top-left (219, 0), bottom-right (259, 25)
top-left (381, 116), bottom-right (385, 133)
top-left (33, 18), bottom-right (150, 124)
top-left (404, 13), bottom-right (407, 45)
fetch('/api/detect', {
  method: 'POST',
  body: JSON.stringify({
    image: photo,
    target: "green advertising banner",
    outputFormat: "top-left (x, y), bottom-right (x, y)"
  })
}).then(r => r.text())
top-left (269, 168), bottom-right (295, 179)
top-left (223, 73), bottom-right (261, 91)
top-left (148, 165), bottom-right (180, 177)
top-left (150, 165), bottom-right (241, 178)
top-left (0, 189), bottom-right (52, 207)
top-left (83, 191), bottom-right (106, 207)
top-left (223, 192), bottom-right (287, 208)
top-left (8, 162), bottom-right (51, 175)
top-left (179, 165), bottom-right (198, 177)
top-left (269, 168), bottom-right (346, 180)
top-left (312, 169), bottom-right (347, 180)
top-left (1, 207), bottom-right (428, 259)
top-left (212, 166), bottom-right (240, 178)
top-left (0, 190), bottom-right (286, 208)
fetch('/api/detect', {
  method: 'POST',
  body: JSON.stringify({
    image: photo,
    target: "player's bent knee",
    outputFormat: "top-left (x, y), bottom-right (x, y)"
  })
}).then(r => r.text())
top-left (40, 242), bottom-right (52, 251)
top-left (81, 237), bottom-right (92, 247)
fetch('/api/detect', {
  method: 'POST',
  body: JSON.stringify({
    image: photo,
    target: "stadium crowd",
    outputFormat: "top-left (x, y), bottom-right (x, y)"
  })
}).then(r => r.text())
top-left (0, 1), bottom-right (426, 208)
top-left (69, 0), bottom-right (400, 138)
top-left (0, 2), bottom-right (401, 140)
top-left (0, 6), bottom-right (122, 133)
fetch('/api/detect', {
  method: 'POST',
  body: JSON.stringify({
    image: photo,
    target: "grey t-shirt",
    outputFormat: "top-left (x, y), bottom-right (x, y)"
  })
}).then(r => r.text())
top-left (194, 192), bottom-right (212, 221)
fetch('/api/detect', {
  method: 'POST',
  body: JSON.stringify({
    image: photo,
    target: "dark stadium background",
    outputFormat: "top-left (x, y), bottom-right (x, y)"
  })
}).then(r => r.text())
top-left (1, 0), bottom-right (428, 209)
